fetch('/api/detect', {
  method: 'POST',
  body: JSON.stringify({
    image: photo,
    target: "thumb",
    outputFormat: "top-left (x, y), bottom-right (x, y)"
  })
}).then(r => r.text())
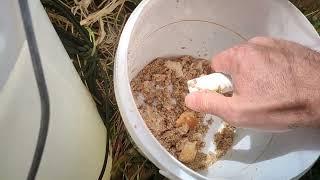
top-left (185, 91), bottom-right (233, 118)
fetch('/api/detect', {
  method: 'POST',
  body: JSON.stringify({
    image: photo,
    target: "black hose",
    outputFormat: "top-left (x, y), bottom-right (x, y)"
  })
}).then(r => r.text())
top-left (18, 1), bottom-right (50, 180)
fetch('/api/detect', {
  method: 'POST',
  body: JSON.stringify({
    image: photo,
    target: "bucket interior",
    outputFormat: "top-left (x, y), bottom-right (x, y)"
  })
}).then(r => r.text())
top-left (117, 0), bottom-right (320, 179)
top-left (127, 0), bottom-right (320, 81)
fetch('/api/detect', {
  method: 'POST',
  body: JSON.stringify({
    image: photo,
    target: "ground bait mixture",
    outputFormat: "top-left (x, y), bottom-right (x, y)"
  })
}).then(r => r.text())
top-left (131, 55), bottom-right (235, 170)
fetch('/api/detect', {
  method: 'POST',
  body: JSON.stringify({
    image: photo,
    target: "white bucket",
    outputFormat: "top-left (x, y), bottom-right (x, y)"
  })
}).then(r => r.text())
top-left (115, 0), bottom-right (320, 179)
top-left (0, 0), bottom-right (106, 179)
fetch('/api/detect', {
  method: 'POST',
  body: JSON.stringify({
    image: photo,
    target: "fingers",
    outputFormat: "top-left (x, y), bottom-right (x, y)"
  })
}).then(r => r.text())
top-left (211, 49), bottom-right (234, 74)
top-left (248, 36), bottom-right (278, 48)
top-left (211, 37), bottom-right (278, 75)
top-left (248, 36), bottom-right (300, 51)
top-left (185, 91), bottom-right (235, 120)
top-left (211, 43), bottom-right (252, 75)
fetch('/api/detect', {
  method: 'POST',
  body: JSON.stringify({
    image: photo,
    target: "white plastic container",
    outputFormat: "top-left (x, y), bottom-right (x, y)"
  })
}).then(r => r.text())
top-left (115, 0), bottom-right (320, 179)
top-left (0, 0), bottom-right (106, 179)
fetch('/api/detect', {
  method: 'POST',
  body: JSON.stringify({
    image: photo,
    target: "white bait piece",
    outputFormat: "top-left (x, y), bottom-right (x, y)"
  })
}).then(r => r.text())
top-left (187, 73), bottom-right (233, 94)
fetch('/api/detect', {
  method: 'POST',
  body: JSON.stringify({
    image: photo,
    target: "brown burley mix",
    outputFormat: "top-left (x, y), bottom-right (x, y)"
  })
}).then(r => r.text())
top-left (131, 56), bottom-right (235, 170)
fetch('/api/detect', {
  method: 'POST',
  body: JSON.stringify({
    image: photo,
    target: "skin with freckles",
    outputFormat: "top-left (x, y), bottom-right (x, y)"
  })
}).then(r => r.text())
top-left (185, 37), bottom-right (320, 131)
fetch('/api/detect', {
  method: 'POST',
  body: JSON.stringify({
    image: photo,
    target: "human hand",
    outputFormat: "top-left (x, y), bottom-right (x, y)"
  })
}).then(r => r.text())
top-left (185, 37), bottom-right (320, 131)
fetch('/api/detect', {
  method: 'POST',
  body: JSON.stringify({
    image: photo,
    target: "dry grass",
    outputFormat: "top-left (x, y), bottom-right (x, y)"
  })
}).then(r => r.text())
top-left (43, 0), bottom-right (319, 179)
